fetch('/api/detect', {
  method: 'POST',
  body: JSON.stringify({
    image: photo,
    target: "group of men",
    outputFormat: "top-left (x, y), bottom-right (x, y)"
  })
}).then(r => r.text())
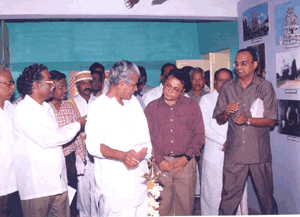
top-left (0, 47), bottom-right (279, 217)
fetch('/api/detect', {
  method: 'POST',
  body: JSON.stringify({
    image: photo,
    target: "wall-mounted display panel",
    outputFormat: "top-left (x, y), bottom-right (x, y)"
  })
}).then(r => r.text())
top-left (247, 43), bottom-right (266, 79)
top-left (278, 99), bottom-right (300, 137)
top-left (242, 2), bottom-right (269, 42)
top-left (275, 1), bottom-right (300, 48)
top-left (276, 49), bottom-right (300, 89)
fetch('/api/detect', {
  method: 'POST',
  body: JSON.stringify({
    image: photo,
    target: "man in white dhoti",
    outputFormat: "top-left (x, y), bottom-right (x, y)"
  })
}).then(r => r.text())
top-left (68, 70), bottom-right (97, 217)
top-left (86, 60), bottom-right (152, 217)
top-left (200, 68), bottom-right (248, 215)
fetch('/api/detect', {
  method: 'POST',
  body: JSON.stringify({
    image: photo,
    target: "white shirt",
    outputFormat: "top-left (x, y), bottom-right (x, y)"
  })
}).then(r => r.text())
top-left (143, 83), bottom-right (189, 107)
top-left (86, 94), bottom-right (152, 212)
top-left (199, 90), bottom-right (228, 165)
top-left (73, 94), bottom-right (96, 116)
top-left (0, 101), bottom-right (17, 196)
top-left (13, 95), bottom-right (80, 200)
top-left (142, 83), bottom-right (163, 107)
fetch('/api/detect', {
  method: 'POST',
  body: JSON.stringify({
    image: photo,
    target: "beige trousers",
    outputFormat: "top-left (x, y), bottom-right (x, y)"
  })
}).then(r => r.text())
top-left (21, 191), bottom-right (70, 217)
top-left (155, 156), bottom-right (197, 216)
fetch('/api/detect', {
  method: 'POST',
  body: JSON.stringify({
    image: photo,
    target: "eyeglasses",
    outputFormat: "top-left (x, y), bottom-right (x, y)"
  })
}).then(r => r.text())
top-left (216, 78), bottom-right (232, 83)
top-left (37, 80), bottom-right (54, 84)
top-left (233, 61), bottom-right (250, 67)
top-left (0, 80), bottom-right (15, 88)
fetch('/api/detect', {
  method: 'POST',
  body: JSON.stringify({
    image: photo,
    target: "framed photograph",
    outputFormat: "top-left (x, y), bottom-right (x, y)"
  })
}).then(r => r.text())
top-left (248, 43), bottom-right (266, 79)
top-left (242, 2), bottom-right (269, 41)
top-left (278, 99), bottom-right (300, 137)
top-left (276, 50), bottom-right (300, 89)
top-left (275, 2), bottom-right (300, 47)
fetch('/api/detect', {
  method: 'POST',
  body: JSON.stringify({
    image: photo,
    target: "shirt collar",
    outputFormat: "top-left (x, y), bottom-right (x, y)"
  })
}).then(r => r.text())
top-left (24, 95), bottom-right (52, 111)
top-left (157, 94), bottom-right (186, 108)
top-left (235, 75), bottom-right (261, 89)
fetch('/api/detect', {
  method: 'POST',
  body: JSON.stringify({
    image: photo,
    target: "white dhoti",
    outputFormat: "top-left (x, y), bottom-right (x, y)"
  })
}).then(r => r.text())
top-left (201, 159), bottom-right (248, 215)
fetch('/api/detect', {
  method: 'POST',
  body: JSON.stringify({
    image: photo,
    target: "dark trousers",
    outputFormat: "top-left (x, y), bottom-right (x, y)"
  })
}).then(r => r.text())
top-left (65, 152), bottom-right (79, 217)
top-left (0, 191), bottom-right (23, 217)
top-left (219, 161), bottom-right (278, 215)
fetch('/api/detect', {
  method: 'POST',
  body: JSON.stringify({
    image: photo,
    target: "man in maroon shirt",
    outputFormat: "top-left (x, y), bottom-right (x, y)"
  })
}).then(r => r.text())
top-left (145, 68), bottom-right (205, 216)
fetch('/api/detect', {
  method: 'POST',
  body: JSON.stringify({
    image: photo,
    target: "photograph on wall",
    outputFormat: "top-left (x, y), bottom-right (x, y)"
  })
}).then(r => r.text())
top-left (276, 50), bottom-right (300, 89)
top-left (275, 1), bottom-right (300, 47)
top-left (278, 99), bottom-right (300, 137)
top-left (242, 2), bottom-right (269, 41)
top-left (247, 43), bottom-right (266, 79)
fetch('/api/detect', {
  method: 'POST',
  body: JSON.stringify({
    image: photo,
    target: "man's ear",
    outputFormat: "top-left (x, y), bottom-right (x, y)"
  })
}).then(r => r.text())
top-left (32, 81), bottom-right (39, 92)
top-left (253, 61), bottom-right (259, 71)
top-left (119, 79), bottom-right (126, 88)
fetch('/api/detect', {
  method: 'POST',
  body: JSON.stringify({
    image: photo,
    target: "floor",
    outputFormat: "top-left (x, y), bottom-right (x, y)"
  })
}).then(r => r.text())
top-left (192, 197), bottom-right (261, 216)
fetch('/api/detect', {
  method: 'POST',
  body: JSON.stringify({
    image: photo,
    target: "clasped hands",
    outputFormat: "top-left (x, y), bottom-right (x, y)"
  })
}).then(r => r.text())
top-left (122, 147), bottom-right (148, 170)
top-left (158, 156), bottom-right (188, 175)
top-left (225, 103), bottom-right (248, 125)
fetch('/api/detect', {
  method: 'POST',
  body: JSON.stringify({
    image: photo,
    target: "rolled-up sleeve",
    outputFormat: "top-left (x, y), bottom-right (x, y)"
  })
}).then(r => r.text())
top-left (261, 82), bottom-right (278, 121)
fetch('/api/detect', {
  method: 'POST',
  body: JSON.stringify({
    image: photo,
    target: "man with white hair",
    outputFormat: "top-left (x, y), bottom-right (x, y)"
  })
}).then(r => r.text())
top-left (68, 70), bottom-right (97, 217)
top-left (86, 60), bottom-right (152, 216)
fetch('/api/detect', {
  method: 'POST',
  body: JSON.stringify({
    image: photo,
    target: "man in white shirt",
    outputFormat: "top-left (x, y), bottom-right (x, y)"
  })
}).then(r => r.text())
top-left (86, 60), bottom-right (152, 217)
top-left (89, 62), bottom-right (106, 97)
top-left (200, 68), bottom-right (248, 215)
top-left (0, 66), bottom-right (23, 217)
top-left (13, 63), bottom-right (85, 217)
top-left (68, 70), bottom-right (97, 217)
top-left (142, 63), bottom-right (176, 106)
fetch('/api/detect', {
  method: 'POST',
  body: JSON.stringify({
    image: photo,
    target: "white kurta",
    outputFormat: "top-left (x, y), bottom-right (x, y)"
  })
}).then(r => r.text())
top-left (0, 101), bottom-right (17, 197)
top-left (199, 90), bottom-right (248, 215)
top-left (86, 94), bottom-right (152, 213)
top-left (13, 95), bottom-right (80, 200)
top-left (142, 83), bottom-right (163, 107)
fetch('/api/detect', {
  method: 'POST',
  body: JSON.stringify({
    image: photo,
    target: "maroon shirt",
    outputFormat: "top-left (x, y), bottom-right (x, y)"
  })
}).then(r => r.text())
top-left (145, 95), bottom-right (205, 165)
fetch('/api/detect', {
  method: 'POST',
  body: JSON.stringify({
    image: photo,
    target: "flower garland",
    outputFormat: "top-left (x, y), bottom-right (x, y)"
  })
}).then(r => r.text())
top-left (143, 157), bottom-right (162, 217)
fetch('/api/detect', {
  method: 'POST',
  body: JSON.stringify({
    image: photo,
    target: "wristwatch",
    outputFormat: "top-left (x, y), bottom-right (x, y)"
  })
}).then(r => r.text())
top-left (245, 118), bottom-right (251, 126)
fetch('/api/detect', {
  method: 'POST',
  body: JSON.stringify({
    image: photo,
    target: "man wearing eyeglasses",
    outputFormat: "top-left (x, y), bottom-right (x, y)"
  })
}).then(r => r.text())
top-left (13, 63), bottom-right (85, 217)
top-left (0, 66), bottom-right (23, 217)
top-left (145, 68), bottom-right (205, 216)
top-left (213, 48), bottom-right (278, 215)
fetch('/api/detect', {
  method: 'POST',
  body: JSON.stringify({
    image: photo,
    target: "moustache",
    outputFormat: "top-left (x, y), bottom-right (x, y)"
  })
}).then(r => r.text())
top-left (84, 88), bottom-right (91, 92)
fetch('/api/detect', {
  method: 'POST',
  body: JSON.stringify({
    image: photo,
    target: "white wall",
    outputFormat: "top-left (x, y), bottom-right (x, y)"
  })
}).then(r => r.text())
top-left (0, 0), bottom-right (239, 20)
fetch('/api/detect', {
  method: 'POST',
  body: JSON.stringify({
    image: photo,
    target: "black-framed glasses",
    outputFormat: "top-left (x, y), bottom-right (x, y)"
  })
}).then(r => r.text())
top-left (0, 80), bottom-right (15, 88)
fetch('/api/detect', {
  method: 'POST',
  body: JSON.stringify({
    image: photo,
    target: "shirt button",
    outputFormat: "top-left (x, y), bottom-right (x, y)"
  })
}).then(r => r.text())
top-left (171, 151), bottom-right (173, 153)
top-left (242, 141), bottom-right (245, 144)
top-left (243, 128), bottom-right (245, 131)
top-left (171, 140), bottom-right (174, 143)
top-left (170, 129), bottom-right (173, 132)
top-left (170, 108), bottom-right (173, 110)
top-left (243, 104), bottom-right (246, 106)
top-left (171, 119), bottom-right (173, 122)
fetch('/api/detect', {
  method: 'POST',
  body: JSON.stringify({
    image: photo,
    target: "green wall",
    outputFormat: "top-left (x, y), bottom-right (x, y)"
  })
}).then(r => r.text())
top-left (7, 20), bottom-right (238, 97)
top-left (197, 21), bottom-right (239, 72)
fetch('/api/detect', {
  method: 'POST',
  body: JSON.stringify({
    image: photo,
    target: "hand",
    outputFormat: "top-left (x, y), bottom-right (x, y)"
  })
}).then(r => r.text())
top-left (159, 160), bottom-right (173, 172)
top-left (122, 149), bottom-right (139, 170)
top-left (172, 156), bottom-right (188, 175)
top-left (235, 112), bottom-right (247, 125)
top-left (77, 115), bottom-right (87, 129)
top-left (222, 142), bottom-right (226, 152)
top-left (225, 103), bottom-right (239, 116)
top-left (135, 147), bottom-right (148, 162)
